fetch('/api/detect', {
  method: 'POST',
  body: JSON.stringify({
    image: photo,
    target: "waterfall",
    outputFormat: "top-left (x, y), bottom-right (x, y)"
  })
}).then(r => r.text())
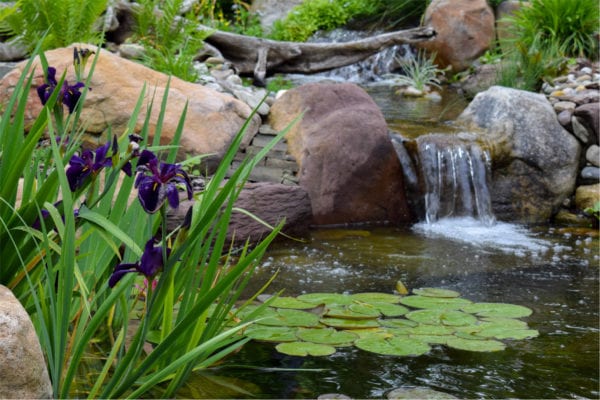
top-left (413, 134), bottom-right (496, 226)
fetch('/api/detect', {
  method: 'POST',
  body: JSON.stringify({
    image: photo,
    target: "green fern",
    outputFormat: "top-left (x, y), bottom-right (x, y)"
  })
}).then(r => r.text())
top-left (0, 0), bottom-right (108, 53)
top-left (132, 0), bottom-right (209, 82)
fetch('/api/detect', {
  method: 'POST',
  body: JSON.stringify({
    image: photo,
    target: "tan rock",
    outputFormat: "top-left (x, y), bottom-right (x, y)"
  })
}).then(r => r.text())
top-left (0, 285), bottom-right (52, 399)
top-left (0, 44), bottom-right (260, 168)
top-left (418, 0), bottom-right (495, 72)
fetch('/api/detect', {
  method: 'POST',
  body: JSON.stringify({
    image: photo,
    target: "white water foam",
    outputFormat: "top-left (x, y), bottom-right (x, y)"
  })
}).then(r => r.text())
top-left (413, 216), bottom-right (551, 255)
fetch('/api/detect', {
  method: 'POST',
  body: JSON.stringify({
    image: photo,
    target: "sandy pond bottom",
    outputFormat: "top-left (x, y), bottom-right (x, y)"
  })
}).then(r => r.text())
top-left (176, 219), bottom-right (599, 399)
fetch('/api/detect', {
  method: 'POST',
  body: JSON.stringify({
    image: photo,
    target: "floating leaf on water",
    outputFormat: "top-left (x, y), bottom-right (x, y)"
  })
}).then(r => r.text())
top-left (406, 324), bottom-right (456, 336)
top-left (475, 327), bottom-right (539, 340)
top-left (408, 334), bottom-right (454, 345)
top-left (445, 337), bottom-right (506, 352)
top-left (326, 304), bottom-right (380, 319)
top-left (379, 318), bottom-right (419, 329)
top-left (478, 317), bottom-right (530, 330)
top-left (412, 288), bottom-right (461, 298)
top-left (297, 293), bottom-right (353, 306)
top-left (406, 309), bottom-right (478, 327)
top-left (275, 341), bottom-right (336, 357)
top-left (266, 296), bottom-right (318, 309)
top-left (257, 309), bottom-right (321, 327)
top-left (351, 292), bottom-right (402, 304)
top-left (371, 302), bottom-right (410, 317)
top-left (235, 305), bottom-right (278, 321)
top-left (296, 327), bottom-right (358, 345)
top-left (245, 326), bottom-right (298, 342)
top-left (461, 302), bottom-right (533, 318)
top-left (320, 317), bottom-right (380, 329)
top-left (351, 328), bottom-right (394, 340)
top-left (400, 295), bottom-right (472, 310)
top-left (355, 335), bottom-right (431, 356)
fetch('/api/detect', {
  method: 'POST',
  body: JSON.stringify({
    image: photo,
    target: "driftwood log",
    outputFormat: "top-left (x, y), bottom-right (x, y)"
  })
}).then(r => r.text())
top-left (201, 26), bottom-right (436, 85)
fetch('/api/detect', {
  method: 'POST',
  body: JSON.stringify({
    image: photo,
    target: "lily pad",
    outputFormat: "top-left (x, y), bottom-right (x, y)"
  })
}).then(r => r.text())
top-left (408, 334), bottom-right (454, 345)
top-left (351, 292), bottom-right (402, 304)
top-left (406, 309), bottom-right (478, 327)
top-left (297, 293), bottom-right (353, 306)
top-left (412, 288), bottom-right (461, 298)
top-left (479, 317), bottom-right (530, 330)
top-left (257, 309), bottom-right (321, 327)
top-left (245, 326), bottom-right (298, 342)
top-left (379, 318), bottom-right (418, 329)
top-left (406, 324), bottom-right (455, 336)
top-left (445, 337), bottom-right (506, 352)
top-left (475, 327), bottom-right (539, 340)
top-left (296, 328), bottom-right (358, 345)
top-left (266, 296), bottom-right (319, 309)
top-left (400, 296), bottom-right (472, 310)
top-left (355, 335), bottom-right (431, 356)
top-left (320, 317), bottom-right (380, 329)
top-left (326, 304), bottom-right (380, 319)
top-left (275, 341), bottom-right (337, 357)
top-left (371, 302), bottom-right (410, 317)
top-left (461, 302), bottom-right (533, 318)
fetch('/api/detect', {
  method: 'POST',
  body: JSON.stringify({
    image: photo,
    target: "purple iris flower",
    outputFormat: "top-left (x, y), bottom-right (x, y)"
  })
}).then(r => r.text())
top-left (66, 141), bottom-right (113, 192)
top-left (61, 81), bottom-right (86, 114)
top-left (108, 239), bottom-right (170, 288)
top-left (36, 66), bottom-right (87, 114)
top-left (134, 150), bottom-right (193, 214)
top-left (36, 66), bottom-right (58, 106)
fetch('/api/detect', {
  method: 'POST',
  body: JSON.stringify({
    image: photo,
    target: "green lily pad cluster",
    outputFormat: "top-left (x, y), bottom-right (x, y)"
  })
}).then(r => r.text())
top-left (239, 288), bottom-right (539, 357)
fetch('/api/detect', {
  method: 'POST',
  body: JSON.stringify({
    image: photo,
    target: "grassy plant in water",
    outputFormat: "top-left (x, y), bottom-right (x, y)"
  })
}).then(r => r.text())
top-left (393, 51), bottom-right (443, 92)
top-left (0, 45), bottom-right (294, 398)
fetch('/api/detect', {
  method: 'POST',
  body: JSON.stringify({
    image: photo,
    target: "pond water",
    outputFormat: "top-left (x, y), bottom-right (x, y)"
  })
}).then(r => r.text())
top-left (191, 222), bottom-right (598, 399)
top-left (177, 83), bottom-right (599, 399)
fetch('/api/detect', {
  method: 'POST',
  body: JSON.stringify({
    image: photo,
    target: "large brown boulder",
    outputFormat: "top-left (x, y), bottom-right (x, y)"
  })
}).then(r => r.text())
top-left (0, 44), bottom-right (260, 168)
top-left (268, 82), bottom-right (413, 226)
top-left (418, 0), bottom-right (495, 72)
top-left (0, 285), bottom-right (52, 399)
top-left (457, 86), bottom-right (581, 223)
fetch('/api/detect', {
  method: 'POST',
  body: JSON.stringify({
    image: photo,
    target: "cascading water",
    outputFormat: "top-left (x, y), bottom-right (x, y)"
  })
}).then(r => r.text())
top-left (416, 134), bottom-right (495, 226)
top-left (398, 133), bottom-right (551, 255)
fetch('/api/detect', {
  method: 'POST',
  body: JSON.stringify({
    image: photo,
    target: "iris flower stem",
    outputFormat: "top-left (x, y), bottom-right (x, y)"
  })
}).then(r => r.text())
top-left (159, 205), bottom-right (174, 346)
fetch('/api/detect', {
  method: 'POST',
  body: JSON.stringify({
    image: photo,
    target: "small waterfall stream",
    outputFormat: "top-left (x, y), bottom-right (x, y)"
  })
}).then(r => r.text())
top-left (416, 134), bottom-right (495, 226)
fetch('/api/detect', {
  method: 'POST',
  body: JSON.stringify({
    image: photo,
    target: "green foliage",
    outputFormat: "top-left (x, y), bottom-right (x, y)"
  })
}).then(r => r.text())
top-left (496, 0), bottom-right (599, 90)
top-left (357, 0), bottom-right (428, 31)
top-left (270, 0), bottom-right (377, 42)
top-left (245, 287), bottom-right (538, 357)
top-left (132, 0), bottom-right (210, 82)
top-left (265, 75), bottom-right (295, 93)
top-left (392, 51), bottom-right (443, 91)
top-left (584, 201), bottom-right (600, 220)
top-left (1, 45), bottom-right (293, 398)
top-left (0, 0), bottom-right (108, 52)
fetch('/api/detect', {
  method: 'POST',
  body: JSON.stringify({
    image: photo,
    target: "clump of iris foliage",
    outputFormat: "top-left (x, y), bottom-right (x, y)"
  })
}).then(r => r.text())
top-left (0, 42), bottom-right (294, 398)
top-left (392, 50), bottom-right (443, 92)
top-left (493, 0), bottom-right (599, 91)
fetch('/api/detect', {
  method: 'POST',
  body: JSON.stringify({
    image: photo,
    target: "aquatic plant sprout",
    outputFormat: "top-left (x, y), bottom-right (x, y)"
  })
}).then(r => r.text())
top-left (392, 50), bottom-right (442, 91)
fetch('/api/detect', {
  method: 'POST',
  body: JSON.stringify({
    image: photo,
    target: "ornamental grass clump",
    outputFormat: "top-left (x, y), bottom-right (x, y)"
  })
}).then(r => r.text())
top-left (0, 44), bottom-right (294, 398)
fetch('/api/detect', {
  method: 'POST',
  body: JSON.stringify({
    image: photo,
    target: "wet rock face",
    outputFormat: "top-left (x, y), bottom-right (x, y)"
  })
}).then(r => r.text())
top-left (268, 82), bottom-right (414, 226)
top-left (457, 86), bottom-right (581, 223)
top-left (0, 285), bottom-right (52, 399)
